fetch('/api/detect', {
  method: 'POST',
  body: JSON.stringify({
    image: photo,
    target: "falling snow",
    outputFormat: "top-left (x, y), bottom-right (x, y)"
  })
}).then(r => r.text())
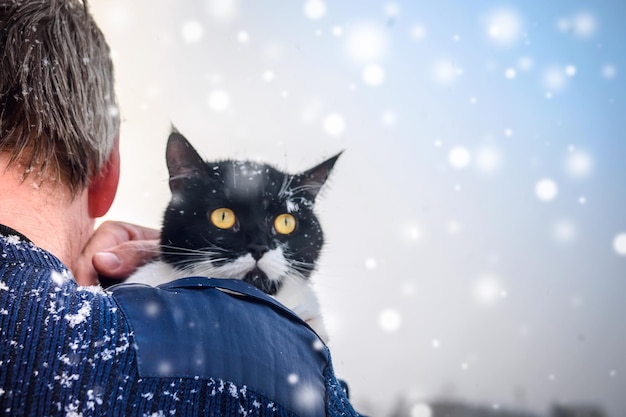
top-left (362, 64), bottom-right (385, 86)
top-left (565, 149), bottom-right (593, 178)
top-left (432, 59), bottom-right (462, 85)
top-left (535, 178), bottom-right (559, 201)
top-left (88, 2), bottom-right (626, 416)
top-left (181, 21), bottom-right (203, 43)
top-left (237, 30), bottom-right (250, 43)
top-left (345, 22), bottom-right (387, 63)
top-left (613, 233), bottom-right (626, 256)
top-left (448, 146), bottom-right (471, 169)
top-left (207, 90), bottom-right (231, 112)
top-left (303, 0), bottom-right (326, 20)
top-left (484, 8), bottom-right (523, 46)
top-left (475, 146), bottom-right (503, 173)
top-left (473, 276), bottom-right (507, 306)
top-left (378, 309), bottom-right (402, 332)
top-left (322, 113), bottom-right (346, 137)
top-left (287, 373), bottom-right (299, 385)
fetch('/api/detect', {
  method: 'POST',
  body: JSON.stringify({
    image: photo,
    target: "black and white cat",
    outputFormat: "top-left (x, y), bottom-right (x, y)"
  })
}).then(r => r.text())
top-left (127, 130), bottom-right (340, 342)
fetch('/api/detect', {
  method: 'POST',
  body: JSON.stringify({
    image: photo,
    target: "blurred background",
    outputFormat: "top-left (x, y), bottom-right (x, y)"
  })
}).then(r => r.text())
top-left (90, 1), bottom-right (626, 416)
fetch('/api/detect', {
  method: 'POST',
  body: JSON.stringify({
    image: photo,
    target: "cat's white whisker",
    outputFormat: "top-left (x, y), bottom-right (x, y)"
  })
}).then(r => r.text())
top-left (161, 244), bottom-right (227, 255)
top-left (277, 175), bottom-right (295, 200)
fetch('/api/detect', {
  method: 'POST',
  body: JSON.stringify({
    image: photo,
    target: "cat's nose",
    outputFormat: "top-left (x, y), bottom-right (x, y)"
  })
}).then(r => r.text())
top-left (248, 243), bottom-right (269, 260)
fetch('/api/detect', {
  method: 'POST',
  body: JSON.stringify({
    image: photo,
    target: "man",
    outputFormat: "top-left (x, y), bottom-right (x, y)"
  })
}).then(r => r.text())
top-left (0, 1), bottom-right (360, 415)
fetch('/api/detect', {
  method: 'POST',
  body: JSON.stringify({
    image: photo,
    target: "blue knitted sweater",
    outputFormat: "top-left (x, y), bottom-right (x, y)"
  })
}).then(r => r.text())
top-left (0, 226), bottom-right (360, 416)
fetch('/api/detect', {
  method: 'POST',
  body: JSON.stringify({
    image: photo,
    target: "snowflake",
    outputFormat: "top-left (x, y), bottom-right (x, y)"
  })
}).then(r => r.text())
top-left (229, 383), bottom-right (238, 398)
top-left (100, 349), bottom-right (114, 361)
top-left (163, 390), bottom-right (180, 401)
top-left (51, 270), bottom-right (69, 287)
top-left (65, 301), bottom-right (91, 328)
top-left (79, 285), bottom-right (104, 294)
top-left (2, 235), bottom-right (22, 245)
top-left (59, 355), bottom-right (72, 365)
top-left (55, 372), bottom-right (80, 388)
top-left (143, 412), bottom-right (166, 417)
top-left (65, 405), bottom-right (83, 417)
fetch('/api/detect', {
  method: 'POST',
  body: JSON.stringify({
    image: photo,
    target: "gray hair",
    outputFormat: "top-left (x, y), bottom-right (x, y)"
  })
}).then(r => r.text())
top-left (0, 0), bottom-right (119, 195)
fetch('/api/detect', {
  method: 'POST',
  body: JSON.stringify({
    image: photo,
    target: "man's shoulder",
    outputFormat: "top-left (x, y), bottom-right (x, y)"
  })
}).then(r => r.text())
top-left (0, 235), bottom-right (138, 415)
top-left (110, 277), bottom-right (330, 416)
top-left (0, 238), bottom-right (361, 416)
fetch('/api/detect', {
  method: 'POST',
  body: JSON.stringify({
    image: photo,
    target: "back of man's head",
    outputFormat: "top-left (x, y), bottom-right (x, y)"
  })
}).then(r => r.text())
top-left (0, 0), bottom-right (118, 195)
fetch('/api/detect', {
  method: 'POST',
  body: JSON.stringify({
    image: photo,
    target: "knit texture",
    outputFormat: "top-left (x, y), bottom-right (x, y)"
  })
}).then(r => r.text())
top-left (0, 228), bottom-right (361, 416)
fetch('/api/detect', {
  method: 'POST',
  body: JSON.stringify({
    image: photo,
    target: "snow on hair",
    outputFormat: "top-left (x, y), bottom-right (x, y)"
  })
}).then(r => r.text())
top-left (0, 0), bottom-right (119, 195)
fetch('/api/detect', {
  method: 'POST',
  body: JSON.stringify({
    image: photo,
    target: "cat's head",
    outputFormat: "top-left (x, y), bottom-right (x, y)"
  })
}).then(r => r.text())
top-left (160, 130), bottom-right (340, 295)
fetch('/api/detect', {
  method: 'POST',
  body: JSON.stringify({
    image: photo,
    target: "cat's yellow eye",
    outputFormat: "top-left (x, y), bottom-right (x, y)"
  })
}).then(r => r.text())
top-left (210, 208), bottom-right (236, 229)
top-left (274, 213), bottom-right (297, 235)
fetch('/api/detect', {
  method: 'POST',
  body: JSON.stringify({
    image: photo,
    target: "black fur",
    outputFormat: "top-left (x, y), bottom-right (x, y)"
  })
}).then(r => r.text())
top-left (159, 130), bottom-right (340, 295)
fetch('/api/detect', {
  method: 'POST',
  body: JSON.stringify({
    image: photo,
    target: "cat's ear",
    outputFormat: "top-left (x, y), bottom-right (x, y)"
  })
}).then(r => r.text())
top-left (296, 152), bottom-right (342, 201)
top-left (166, 131), bottom-right (206, 191)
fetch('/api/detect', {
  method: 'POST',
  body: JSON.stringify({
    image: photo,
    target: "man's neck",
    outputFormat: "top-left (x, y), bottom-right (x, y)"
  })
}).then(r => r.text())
top-left (0, 160), bottom-right (94, 272)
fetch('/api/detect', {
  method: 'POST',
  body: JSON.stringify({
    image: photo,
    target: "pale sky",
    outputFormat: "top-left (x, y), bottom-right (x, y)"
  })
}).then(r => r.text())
top-left (92, 1), bottom-right (626, 416)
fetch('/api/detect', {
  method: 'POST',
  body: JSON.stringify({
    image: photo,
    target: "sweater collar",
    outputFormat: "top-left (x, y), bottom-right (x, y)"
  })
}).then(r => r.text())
top-left (0, 223), bottom-right (68, 273)
top-left (0, 224), bottom-right (32, 243)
